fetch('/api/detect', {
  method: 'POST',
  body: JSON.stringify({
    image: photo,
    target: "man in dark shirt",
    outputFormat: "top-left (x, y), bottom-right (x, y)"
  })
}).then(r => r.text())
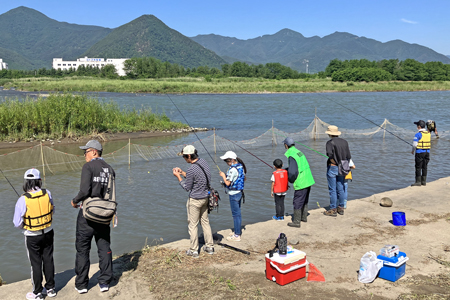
top-left (324, 125), bottom-right (351, 217)
top-left (173, 145), bottom-right (214, 258)
top-left (71, 140), bottom-right (115, 294)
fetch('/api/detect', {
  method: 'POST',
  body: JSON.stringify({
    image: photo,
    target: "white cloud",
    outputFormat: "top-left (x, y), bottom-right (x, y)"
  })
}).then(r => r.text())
top-left (401, 18), bottom-right (418, 24)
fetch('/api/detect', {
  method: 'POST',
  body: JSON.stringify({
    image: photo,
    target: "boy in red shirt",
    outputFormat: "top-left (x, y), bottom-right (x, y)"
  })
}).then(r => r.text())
top-left (271, 159), bottom-right (288, 221)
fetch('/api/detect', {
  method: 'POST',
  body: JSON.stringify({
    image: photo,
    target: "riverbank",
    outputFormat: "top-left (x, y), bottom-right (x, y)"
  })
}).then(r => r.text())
top-left (3, 77), bottom-right (450, 94)
top-left (1, 177), bottom-right (449, 299)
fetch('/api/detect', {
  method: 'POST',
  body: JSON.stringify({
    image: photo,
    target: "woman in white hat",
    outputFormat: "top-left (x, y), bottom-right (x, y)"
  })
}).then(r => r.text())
top-left (13, 169), bottom-right (57, 299)
top-left (219, 151), bottom-right (247, 242)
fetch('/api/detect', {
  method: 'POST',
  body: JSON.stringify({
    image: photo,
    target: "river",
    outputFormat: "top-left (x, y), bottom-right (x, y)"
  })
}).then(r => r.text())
top-left (0, 90), bottom-right (448, 283)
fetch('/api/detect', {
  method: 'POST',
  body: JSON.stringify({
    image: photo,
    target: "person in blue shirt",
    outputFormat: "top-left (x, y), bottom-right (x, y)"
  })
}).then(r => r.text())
top-left (411, 120), bottom-right (430, 186)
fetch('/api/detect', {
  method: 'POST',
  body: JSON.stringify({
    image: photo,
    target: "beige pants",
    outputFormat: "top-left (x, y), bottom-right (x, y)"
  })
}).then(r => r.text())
top-left (186, 197), bottom-right (214, 251)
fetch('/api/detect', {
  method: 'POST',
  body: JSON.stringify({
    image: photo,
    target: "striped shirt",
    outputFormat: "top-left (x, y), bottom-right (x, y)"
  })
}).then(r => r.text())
top-left (179, 158), bottom-right (211, 199)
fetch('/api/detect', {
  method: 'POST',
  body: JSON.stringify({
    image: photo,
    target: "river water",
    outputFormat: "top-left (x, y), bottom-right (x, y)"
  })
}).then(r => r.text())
top-left (0, 90), bottom-right (449, 283)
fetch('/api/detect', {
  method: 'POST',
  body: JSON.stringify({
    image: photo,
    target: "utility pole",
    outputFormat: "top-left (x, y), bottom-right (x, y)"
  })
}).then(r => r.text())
top-left (303, 59), bottom-right (309, 74)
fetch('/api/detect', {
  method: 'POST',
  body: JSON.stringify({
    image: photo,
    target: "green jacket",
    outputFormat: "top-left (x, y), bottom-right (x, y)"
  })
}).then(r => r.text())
top-left (284, 146), bottom-right (315, 190)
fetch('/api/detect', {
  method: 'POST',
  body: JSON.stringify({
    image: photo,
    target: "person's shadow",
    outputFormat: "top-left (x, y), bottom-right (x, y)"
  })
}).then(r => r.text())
top-left (54, 251), bottom-right (143, 292)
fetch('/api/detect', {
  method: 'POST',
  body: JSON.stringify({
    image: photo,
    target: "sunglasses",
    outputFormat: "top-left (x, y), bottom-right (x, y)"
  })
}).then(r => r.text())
top-left (84, 149), bottom-right (94, 156)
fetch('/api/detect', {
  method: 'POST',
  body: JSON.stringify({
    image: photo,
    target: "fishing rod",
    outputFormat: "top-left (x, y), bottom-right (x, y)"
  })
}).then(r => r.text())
top-left (0, 168), bottom-right (19, 197)
top-left (221, 137), bottom-right (273, 168)
top-left (161, 91), bottom-right (222, 172)
top-left (317, 94), bottom-right (414, 147)
top-left (217, 242), bottom-right (250, 255)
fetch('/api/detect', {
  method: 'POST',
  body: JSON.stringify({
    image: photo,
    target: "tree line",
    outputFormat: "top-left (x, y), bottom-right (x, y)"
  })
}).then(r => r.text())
top-left (2, 57), bottom-right (450, 82)
top-left (0, 57), bottom-right (316, 80)
top-left (324, 58), bottom-right (450, 82)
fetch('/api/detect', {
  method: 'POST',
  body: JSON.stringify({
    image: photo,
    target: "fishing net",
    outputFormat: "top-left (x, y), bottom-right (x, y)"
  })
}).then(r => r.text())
top-left (0, 117), bottom-right (427, 177)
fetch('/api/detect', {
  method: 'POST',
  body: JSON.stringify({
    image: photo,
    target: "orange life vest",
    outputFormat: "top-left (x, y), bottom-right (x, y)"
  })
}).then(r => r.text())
top-left (273, 170), bottom-right (288, 194)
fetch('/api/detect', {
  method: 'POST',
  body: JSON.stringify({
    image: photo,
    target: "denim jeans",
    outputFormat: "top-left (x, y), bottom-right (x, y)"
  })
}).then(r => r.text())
top-left (229, 192), bottom-right (242, 235)
top-left (343, 180), bottom-right (348, 208)
top-left (327, 165), bottom-right (345, 209)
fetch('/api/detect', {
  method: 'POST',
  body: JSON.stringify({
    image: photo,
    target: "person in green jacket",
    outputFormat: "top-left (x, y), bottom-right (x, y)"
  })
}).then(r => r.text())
top-left (283, 137), bottom-right (315, 228)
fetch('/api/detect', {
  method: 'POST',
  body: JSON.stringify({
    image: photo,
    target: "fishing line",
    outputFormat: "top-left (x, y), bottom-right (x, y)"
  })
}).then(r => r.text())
top-left (317, 93), bottom-right (414, 147)
top-left (273, 131), bottom-right (329, 158)
top-left (157, 87), bottom-right (222, 171)
top-left (221, 137), bottom-right (273, 168)
top-left (0, 168), bottom-right (19, 196)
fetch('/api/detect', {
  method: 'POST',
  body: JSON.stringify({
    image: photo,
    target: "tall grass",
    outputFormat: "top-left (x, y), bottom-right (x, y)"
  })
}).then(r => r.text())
top-left (0, 94), bottom-right (187, 141)
top-left (4, 77), bottom-right (450, 93)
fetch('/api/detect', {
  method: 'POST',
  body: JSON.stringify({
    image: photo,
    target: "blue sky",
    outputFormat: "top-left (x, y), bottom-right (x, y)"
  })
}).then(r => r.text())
top-left (1, 0), bottom-right (449, 55)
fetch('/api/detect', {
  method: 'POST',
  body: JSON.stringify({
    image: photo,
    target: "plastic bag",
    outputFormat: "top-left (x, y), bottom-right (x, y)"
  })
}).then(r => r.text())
top-left (358, 251), bottom-right (383, 283)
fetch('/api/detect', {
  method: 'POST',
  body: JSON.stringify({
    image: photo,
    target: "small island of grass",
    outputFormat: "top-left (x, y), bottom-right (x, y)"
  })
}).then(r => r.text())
top-left (0, 93), bottom-right (188, 142)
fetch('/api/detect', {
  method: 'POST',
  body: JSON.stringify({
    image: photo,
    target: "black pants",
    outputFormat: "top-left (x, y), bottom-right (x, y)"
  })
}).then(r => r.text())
top-left (293, 187), bottom-right (311, 210)
top-left (75, 210), bottom-right (113, 289)
top-left (415, 152), bottom-right (430, 177)
top-left (25, 229), bottom-right (55, 294)
top-left (274, 194), bottom-right (285, 218)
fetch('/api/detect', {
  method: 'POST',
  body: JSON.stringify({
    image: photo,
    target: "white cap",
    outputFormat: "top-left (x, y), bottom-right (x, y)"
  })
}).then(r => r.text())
top-left (220, 151), bottom-right (237, 160)
top-left (178, 145), bottom-right (196, 156)
top-left (24, 168), bottom-right (40, 179)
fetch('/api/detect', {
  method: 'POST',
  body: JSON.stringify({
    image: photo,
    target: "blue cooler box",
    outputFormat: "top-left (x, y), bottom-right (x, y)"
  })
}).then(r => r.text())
top-left (377, 251), bottom-right (408, 282)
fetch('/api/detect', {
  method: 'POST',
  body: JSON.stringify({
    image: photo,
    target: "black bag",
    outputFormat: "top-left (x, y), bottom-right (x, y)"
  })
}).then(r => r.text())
top-left (331, 140), bottom-right (351, 176)
top-left (195, 163), bottom-right (220, 213)
top-left (82, 174), bottom-right (117, 224)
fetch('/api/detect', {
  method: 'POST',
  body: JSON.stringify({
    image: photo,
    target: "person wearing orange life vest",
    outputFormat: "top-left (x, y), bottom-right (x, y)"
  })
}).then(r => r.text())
top-left (13, 168), bottom-right (56, 300)
top-left (271, 159), bottom-right (288, 221)
top-left (411, 120), bottom-right (431, 186)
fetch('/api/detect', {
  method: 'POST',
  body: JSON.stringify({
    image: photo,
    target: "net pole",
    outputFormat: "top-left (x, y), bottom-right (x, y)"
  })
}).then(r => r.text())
top-left (314, 108), bottom-right (317, 140)
top-left (40, 142), bottom-right (46, 186)
top-left (128, 138), bottom-right (131, 168)
top-left (214, 127), bottom-right (216, 154)
top-left (272, 120), bottom-right (274, 146)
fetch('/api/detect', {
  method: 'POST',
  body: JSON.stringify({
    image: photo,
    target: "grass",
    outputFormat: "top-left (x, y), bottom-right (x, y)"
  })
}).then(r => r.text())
top-left (4, 76), bottom-right (450, 93)
top-left (0, 93), bottom-right (188, 141)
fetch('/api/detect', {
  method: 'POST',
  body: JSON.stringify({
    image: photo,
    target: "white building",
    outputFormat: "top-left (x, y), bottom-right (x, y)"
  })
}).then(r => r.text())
top-left (0, 59), bottom-right (8, 70)
top-left (52, 57), bottom-right (128, 76)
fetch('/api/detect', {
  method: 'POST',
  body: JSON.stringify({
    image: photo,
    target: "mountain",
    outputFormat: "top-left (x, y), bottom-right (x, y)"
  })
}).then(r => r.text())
top-left (83, 15), bottom-right (226, 69)
top-left (191, 29), bottom-right (450, 73)
top-left (447, 55), bottom-right (450, 59)
top-left (0, 6), bottom-right (112, 70)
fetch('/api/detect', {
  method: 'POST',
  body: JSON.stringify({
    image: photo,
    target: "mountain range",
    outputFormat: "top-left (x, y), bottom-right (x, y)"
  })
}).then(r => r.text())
top-left (191, 30), bottom-right (450, 73)
top-left (0, 6), bottom-right (449, 72)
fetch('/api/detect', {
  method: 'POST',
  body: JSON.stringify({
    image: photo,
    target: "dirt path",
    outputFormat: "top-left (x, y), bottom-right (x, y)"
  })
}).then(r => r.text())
top-left (1, 178), bottom-right (450, 299)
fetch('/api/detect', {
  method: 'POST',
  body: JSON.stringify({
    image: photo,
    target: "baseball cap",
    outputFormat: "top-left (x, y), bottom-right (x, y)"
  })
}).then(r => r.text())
top-left (283, 137), bottom-right (295, 147)
top-left (220, 151), bottom-right (237, 160)
top-left (177, 145), bottom-right (196, 156)
top-left (414, 120), bottom-right (426, 128)
top-left (24, 168), bottom-right (40, 179)
top-left (79, 140), bottom-right (103, 151)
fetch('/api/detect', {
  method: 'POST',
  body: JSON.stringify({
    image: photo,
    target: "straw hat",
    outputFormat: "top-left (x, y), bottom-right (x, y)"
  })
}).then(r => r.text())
top-left (325, 125), bottom-right (341, 136)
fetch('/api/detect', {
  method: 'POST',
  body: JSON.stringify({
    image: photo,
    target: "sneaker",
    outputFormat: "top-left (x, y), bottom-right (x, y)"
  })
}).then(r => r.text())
top-left (272, 215), bottom-right (279, 221)
top-left (323, 209), bottom-right (337, 217)
top-left (278, 216), bottom-right (284, 221)
top-left (337, 206), bottom-right (345, 215)
top-left (204, 247), bottom-right (214, 255)
top-left (99, 283), bottom-right (109, 292)
top-left (186, 249), bottom-right (199, 258)
top-left (75, 287), bottom-right (88, 294)
top-left (42, 287), bottom-right (57, 297)
top-left (227, 234), bottom-right (241, 242)
top-left (26, 292), bottom-right (43, 300)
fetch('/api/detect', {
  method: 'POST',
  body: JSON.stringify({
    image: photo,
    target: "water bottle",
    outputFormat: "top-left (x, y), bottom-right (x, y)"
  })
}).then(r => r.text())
top-left (277, 233), bottom-right (287, 256)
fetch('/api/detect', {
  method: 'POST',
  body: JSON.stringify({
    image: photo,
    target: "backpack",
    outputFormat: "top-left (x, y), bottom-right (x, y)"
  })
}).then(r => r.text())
top-left (82, 174), bottom-right (117, 224)
top-left (194, 162), bottom-right (220, 213)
